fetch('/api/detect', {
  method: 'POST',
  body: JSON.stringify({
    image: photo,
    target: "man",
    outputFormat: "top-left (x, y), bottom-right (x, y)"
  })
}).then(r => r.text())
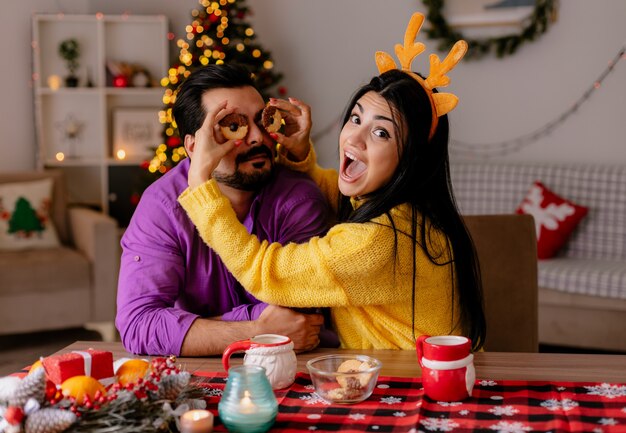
top-left (116, 64), bottom-right (329, 356)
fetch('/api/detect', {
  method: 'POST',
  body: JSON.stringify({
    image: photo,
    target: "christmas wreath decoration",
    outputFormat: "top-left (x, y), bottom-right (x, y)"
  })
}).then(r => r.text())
top-left (422, 0), bottom-right (559, 59)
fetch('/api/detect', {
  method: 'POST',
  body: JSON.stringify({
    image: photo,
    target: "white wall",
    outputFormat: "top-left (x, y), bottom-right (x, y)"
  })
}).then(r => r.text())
top-left (1, 0), bottom-right (624, 172)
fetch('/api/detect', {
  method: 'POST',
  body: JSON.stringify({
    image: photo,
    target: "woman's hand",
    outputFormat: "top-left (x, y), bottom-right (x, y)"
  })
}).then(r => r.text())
top-left (268, 97), bottom-right (312, 162)
top-left (187, 100), bottom-right (241, 189)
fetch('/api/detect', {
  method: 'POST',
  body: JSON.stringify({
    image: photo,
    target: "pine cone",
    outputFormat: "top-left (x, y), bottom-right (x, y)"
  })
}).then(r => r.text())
top-left (157, 371), bottom-right (190, 400)
top-left (9, 368), bottom-right (46, 407)
top-left (24, 408), bottom-right (76, 433)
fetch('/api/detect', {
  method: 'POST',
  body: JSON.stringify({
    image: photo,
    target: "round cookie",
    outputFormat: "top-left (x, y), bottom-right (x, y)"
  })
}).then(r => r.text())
top-left (262, 105), bottom-right (282, 133)
top-left (219, 113), bottom-right (248, 140)
top-left (337, 359), bottom-right (372, 389)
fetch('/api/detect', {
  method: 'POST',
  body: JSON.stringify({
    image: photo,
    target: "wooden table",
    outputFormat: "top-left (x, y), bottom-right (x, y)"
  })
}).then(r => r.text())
top-left (57, 341), bottom-right (626, 382)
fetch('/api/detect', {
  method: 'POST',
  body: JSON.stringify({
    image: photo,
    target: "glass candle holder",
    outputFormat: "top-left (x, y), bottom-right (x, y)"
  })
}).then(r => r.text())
top-left (218, 365), bottom-right (278, 433)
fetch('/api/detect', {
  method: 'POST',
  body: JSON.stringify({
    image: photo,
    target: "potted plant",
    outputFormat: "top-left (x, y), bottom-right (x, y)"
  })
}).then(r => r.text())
top-left (58, 38), bottom-right (81, 87)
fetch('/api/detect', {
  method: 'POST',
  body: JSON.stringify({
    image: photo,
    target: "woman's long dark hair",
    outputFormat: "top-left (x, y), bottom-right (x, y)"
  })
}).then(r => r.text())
top-left (337, 70), bottom-right (486, 350)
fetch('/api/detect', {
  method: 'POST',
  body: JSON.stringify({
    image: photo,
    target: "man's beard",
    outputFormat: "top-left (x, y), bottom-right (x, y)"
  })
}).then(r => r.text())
top-left (212, 145), bottom-right (275, 191)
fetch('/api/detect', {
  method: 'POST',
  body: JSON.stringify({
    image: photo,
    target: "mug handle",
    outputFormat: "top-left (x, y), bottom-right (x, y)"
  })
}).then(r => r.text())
top-left (416, 335), bottom-right (430, 367)
top-left (222, 339), bottom-right (253, 371)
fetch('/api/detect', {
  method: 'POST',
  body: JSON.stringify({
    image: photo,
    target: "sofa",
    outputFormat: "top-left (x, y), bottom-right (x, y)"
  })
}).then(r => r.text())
top-left (451, 161), bottom-right (626, 353)
top-left (0, 170), bottom-right (119, 340)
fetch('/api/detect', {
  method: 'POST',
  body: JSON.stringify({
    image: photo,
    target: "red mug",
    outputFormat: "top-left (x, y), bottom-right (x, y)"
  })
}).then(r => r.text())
top-left (416, 335), bottom-right (475, 401)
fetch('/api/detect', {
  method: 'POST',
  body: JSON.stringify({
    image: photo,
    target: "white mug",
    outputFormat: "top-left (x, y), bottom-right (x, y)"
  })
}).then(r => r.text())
top-left (222, 334), bottom-right (297, 389)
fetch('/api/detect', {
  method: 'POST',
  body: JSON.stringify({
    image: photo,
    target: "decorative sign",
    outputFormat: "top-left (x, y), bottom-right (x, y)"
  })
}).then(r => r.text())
top-left (113, 108), bottom-right (161, 160)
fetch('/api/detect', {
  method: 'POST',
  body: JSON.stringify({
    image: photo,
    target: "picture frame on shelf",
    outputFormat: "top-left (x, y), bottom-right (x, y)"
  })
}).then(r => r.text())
top-left (112, 108), bottom-right (161, 160)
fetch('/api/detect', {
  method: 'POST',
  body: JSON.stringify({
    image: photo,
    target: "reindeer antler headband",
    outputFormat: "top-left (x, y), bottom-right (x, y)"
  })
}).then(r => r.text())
top-left (375, 13), bottom-right (468, 140)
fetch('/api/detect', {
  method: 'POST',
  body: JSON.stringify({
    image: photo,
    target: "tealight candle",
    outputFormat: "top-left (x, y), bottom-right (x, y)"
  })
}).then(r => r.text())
top-left (218, 365), bottom-right (278, 433)
top-left (180, 409), bottom-right (214, 433)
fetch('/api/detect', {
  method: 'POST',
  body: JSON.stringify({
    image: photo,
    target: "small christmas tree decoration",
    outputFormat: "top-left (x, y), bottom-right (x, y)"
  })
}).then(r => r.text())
top-left (24, 408), bottom-right (76, 433)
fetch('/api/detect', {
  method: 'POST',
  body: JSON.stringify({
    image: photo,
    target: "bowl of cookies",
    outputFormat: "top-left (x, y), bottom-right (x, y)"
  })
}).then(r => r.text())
top-left (306, 354), bottom-right (382, 404)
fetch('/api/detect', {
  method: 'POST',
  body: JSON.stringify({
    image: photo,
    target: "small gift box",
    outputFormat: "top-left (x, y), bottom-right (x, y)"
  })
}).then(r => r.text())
top-left (43, 350), bottom-right (114, 385)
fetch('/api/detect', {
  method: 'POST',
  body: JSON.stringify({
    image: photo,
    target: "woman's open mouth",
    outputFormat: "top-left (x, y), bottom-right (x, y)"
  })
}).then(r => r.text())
top-left (341, 151), bottom-right (367, 181)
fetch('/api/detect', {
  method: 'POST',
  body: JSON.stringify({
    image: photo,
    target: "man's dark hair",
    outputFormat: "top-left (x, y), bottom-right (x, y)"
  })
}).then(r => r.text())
top-left (172, 64), bottom-right (256, 141)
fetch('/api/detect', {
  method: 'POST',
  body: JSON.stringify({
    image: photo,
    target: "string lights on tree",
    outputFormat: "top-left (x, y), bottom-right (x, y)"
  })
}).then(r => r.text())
top-left (143, 0), bottom-right (284, 180)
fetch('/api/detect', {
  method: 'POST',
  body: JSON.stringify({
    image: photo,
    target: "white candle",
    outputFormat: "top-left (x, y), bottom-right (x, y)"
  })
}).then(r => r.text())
top-left (238, 390), bottom-right (257, 414)
top-left (180, 409), bottom-right (214, 433)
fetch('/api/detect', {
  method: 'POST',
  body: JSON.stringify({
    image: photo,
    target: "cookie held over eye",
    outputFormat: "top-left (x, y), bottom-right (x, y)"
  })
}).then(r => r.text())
top-left (262, 105), bottom-right (282, 133)
top-left (219, 113), bottom-right (249, 140)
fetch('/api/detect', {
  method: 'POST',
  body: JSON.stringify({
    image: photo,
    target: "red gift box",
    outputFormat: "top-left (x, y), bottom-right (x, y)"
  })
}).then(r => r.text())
top-left (42, 349), bottom-right (114, 385)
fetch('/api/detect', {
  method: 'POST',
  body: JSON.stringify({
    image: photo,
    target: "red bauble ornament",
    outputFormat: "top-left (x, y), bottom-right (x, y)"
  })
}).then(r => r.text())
top-left (4, 406), bottom-right (25, 425)
top-left (113, 74), bottom-right (129, 88)
top-left (278, 86), bottom-right (288, 96)
top-left (167, 136), bottom-right (182, 147)
top-left (209, 13), bottom-right (219, 23)
top-left (130, 193), bottom-right (141, 206)
top-left (237, 11), bottom-right (245, 19)
top-left (140, 160), bottom-right (150, 170)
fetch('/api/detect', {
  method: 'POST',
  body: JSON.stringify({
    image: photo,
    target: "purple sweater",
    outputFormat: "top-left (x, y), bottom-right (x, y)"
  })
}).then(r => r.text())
top-left (116, 158), bottom-right (329, 355)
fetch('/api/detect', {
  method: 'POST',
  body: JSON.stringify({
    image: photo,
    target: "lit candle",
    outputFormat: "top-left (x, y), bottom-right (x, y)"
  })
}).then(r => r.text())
top-left (238, 390), bottom-right (257, 414)
top-left (180, 409), bottom-right (214, 433)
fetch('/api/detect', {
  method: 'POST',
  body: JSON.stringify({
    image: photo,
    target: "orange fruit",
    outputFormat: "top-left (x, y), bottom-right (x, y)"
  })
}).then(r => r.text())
top-left (28, 359), bottom-right (43, 374)
top-left (116, 359), bottom-right (150, 386)
top-left (61, 376), bottom-right (106, 404)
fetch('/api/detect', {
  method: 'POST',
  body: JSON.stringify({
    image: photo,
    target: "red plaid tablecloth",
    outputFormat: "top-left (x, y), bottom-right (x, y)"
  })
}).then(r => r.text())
top-left (193, 371), bottom-right (626, 433)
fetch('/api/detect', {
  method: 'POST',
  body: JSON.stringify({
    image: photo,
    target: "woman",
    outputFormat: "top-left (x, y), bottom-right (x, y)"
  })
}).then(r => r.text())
top-left (178, 15), bottom-right (486, 350)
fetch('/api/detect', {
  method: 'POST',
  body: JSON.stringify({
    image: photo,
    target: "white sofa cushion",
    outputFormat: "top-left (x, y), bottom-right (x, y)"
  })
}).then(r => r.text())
top-left (538, 258), bottom-right (626, 299)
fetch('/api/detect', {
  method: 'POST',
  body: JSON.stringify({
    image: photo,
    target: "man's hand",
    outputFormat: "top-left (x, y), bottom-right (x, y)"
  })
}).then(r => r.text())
top-left (267, 97), bottom-right (312, 162)
top-left (256, 305), bottom-right (323, 352)
top-left (187, 100), bottom-right (240, 189)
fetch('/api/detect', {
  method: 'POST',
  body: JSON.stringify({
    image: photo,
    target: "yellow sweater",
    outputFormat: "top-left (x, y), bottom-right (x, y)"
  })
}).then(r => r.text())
top-left (178, 153), bottom-right (460, 349)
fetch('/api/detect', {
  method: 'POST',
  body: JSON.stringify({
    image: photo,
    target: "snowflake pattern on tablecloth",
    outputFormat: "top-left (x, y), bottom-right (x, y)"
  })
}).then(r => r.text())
top-left (593, 429), bottom-right (603, 433)
top-left (459, 410), bottom-right (470, 416)
top-left (380, 396), bottom-right (403, 405)
top-left (540, 398), bottom-right (579, 411)
top-left (308, 427), bottom-right (317, 431)
top-left (393, 411), bottom-right (407, 417)
top-left (205, 388), bottom-right (223, 397)
top-left (437, 401), bottom-right (463, 407)
top-left (420, 417), bottom-right (460, 432)
top-left (489, 405), bottom-right (519, 416)
top-left (479, 380), bottom-right (498, 386)
top-left (301, 393), bottom-right (331, 405)
top-left (585, 383), bottom-right (626, 399)
top-left (349, 413), bottom-right (366, 421)
top-left (598, 418), bottom-right (618, 426)
top-left (304, 384), bottom-right (315, 390)
top-left (489, 420), bottom-right (532, 432)
top-left (557, 386), bottom-right (566, 391)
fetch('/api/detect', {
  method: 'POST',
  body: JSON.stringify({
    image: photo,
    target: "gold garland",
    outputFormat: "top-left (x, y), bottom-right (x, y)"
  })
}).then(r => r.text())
top-left (422, 0), bottom-right (559, 59)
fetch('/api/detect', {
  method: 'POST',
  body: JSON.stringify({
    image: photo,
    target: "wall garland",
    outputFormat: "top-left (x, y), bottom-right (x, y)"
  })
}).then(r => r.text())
top-left (422, 0), bottom-right (559, 59)
top-left (451, 44), bottom-right (625, 158)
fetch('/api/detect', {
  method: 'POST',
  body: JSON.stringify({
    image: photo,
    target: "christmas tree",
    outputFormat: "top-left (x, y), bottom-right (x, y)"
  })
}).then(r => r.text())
top-left (140, 0), bottom-right (284, 187)
top-left (8, 197), bottom-right (44, 236)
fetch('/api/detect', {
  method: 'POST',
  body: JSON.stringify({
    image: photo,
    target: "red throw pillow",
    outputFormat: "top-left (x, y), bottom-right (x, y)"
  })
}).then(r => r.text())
top-left (516, 181), bottom-right (588, 259)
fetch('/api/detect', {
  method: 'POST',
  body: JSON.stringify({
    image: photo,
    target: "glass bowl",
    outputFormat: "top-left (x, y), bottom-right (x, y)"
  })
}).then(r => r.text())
top-left (306, 354), bottom-right (382, 404)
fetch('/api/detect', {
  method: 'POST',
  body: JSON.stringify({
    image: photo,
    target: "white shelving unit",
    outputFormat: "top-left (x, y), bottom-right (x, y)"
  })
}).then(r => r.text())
top-left (32, 14), bottom-right (169, 225)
